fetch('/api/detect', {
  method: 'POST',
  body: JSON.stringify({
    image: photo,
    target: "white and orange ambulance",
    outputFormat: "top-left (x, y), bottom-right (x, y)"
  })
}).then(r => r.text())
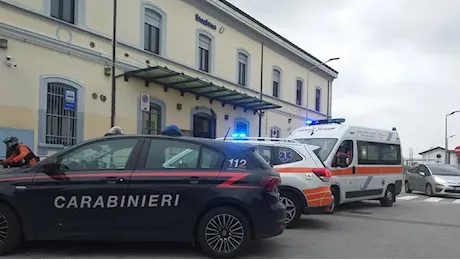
top-left (288, 118), bottom-right (403, 207)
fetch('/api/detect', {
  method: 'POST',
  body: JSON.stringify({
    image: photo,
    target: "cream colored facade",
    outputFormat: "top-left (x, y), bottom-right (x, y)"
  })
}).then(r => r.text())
top-left (0, 0), bottom-right (338, 158)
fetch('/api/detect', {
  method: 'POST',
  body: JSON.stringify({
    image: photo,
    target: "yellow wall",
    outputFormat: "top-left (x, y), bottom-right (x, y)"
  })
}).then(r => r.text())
top-left (0, 0), bottom-right (334, 154)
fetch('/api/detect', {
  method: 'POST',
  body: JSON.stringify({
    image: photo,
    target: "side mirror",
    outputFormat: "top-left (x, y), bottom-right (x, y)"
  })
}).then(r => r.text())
top-left (419, 172), bottom-right (425, 177)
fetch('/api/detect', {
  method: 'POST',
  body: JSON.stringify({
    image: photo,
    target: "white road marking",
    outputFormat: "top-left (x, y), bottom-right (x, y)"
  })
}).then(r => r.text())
top-left (423, 197), bottom-right (443, 203)
top-left (397, 195), bottom-right (419, 201)
top-left (452, 199), bottom-right (460, 204)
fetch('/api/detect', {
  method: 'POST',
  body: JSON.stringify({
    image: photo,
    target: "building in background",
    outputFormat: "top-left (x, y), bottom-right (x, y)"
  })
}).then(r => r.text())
top-left (416, 146), bottom-right (459, 168)
top-left (0, 0), bottom-right (338, 158)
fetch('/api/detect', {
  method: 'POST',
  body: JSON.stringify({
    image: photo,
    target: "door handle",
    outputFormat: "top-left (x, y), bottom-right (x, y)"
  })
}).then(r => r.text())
top-left (100, 176), bottom-right (125, 183)
top-left (184, 176), bottom-right (207, 184)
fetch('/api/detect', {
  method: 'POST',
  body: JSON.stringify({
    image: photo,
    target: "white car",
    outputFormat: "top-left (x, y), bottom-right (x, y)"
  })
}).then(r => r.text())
top-left (216, 137), bottom-right (334, 228)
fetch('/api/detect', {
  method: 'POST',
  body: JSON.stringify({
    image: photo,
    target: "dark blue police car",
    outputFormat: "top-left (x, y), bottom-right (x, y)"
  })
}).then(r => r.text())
top-left (0, 132), bottom-right (285, 258)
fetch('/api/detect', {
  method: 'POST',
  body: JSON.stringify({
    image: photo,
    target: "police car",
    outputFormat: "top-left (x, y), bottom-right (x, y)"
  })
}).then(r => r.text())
top-left (0, 127), bottom-right (286, 258)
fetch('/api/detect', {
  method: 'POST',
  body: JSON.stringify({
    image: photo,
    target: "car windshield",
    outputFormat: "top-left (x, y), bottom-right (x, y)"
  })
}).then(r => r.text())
top-left (294, 138), bottom-right (338, 162)
top-left (428, 164), bottom-right (460, 176)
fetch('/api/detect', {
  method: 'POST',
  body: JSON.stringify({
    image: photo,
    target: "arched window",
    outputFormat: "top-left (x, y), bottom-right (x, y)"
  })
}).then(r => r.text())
top-left (296, 79), bottom-right (303, 105)
top-left (234, 118), bottom-right (250, 136)
top-left (237, 50), bottom-right (250, 86)
top-left (137, 96), bottom-right (166, 134)
top-left (141, 3), bottom-right (167, 55)
top-left (197, 33), bottom-right (213, 73)
top-left (315, 88), bottom-right (322, 112)
top-left (272, 68), bottom-right (282, 98)
top-left (38, 75), bottom-right (85, 155)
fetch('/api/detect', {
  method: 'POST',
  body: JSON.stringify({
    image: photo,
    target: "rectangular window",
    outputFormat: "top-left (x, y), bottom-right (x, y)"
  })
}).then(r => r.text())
top-left (198, 35), bottom-right (211, 72)
top-left (273, 70), bottom-right (280, 98)
top-left (238, 53), bottom-right (248, 86)
top-left (357, 141), bottom-right (401, 165)
top-left (51, 0), bottom-right (76, 24)
top-left (315, 88), bottom-right (321, 111)
top-left (46, 83), bottom-right (78, 146)
top-left (144, 9), bottom-right (161, 54)
top-left (296, 80), bottom-right (303, 105)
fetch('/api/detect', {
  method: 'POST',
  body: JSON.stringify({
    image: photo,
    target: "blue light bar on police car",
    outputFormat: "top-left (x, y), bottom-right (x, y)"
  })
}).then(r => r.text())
top-left (306, 118), bottom-right (346, 126)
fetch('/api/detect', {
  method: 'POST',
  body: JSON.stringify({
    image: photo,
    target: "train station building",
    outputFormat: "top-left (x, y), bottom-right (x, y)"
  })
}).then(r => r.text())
top-left (0, 0), bottom-right (338, 158)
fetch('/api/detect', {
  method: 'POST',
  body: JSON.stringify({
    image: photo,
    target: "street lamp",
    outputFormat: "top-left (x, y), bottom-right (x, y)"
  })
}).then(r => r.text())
top-left (445, 110), bottom-right (460, 163)
top-left (305, 57), bottom-right (339, 121)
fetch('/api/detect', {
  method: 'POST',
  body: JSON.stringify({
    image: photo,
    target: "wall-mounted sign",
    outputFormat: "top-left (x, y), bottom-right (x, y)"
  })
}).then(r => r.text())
top-left (64, 89), bottom-right (76, 111)
top-left (140, 93), bottom-right (150, 111)
top-left (195, 14), bottom-right (217, 30)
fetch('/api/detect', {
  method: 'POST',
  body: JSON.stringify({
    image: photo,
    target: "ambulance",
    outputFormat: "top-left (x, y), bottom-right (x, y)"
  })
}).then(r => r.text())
top-left (288, 118), bottom-right (403, 207)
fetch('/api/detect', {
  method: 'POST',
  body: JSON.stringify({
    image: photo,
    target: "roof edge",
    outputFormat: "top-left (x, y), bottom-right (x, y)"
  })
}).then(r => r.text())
top-left (208, 0), bottom-right (339, 78)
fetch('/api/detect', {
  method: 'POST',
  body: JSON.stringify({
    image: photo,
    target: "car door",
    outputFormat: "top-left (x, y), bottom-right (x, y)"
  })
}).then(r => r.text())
top-left (406, 165), bottom-right (418, 191)
top-left (26, 137), bottom-right (143, 239)
top-left (125, 137), bottom-right (225, 242)
top-left (417, 165), bottom-right (431, 191)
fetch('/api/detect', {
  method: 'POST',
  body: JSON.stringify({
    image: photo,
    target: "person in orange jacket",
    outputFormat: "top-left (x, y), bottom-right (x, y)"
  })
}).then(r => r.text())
top-left (0, 136), bottom-right (39, 168)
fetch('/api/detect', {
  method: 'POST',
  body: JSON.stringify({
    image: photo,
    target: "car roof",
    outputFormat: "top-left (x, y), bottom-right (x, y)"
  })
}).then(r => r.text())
top-left (79, 134), bottom-right (256, 151)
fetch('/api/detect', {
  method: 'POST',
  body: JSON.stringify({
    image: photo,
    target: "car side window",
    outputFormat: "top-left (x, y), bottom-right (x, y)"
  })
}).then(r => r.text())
top-left (409, 165), bottom-right (419, 173)
top-left (419, 165), bottom-right (430, 176)
top-left (272, 147), bottom-right (303, 166)
top-left (145, 139), bottom-right (201, 169)
top-left (59, 138), bottom-right (139, 171)
top-left (201, 147), bottom-right (225, 169)
top-left (254, 146), bottom-right (272, 165)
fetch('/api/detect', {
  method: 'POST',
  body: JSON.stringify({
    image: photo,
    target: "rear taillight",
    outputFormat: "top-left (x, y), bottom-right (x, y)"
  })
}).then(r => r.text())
top-left (260, 176), bottom-right (281, 192)
top-left (312, 168), bottom-right (332, 182)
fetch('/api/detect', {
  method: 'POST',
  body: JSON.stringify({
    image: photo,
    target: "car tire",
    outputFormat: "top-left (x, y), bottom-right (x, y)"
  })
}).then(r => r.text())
top-left (331, 186), bottom-right (340, 207)
top-left (425, 184), bottom-right (433, 197)
top-left (380, 185), bottom-right (395, 207)
top-left (0, 203), bottom-right (22, 256)
top-left (196, 206), bottom-right (251, 258)
top-left (279, 190), bottom-right (303, 228)
top-left (404, 181), bottom-right (412, 193)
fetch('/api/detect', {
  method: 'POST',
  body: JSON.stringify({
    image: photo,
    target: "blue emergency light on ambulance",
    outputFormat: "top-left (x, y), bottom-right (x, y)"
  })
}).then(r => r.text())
top-left (305, 118), bottom-right (346, 126)
top-left (232, 133), bottom-right (247, 138)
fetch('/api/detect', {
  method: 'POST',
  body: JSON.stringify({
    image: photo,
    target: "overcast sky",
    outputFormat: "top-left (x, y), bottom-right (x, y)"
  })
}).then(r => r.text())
top-left (227, 0), bottom-right (460, 157)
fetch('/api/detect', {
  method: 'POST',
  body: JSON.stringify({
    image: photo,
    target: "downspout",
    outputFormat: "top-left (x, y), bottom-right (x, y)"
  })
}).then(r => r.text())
top-left (110, 0), bottom-right (118, 127)
top-left (258, 43), bottom-right (264, 137)
top-left (327, 79), bottom-right (331, 118)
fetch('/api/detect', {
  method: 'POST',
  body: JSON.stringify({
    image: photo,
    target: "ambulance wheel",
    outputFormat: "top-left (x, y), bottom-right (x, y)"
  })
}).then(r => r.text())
top-left (0, 203), bottom-right (22, 255)
top-left (279, 190), bottom-right (302, 228)
top-left (380, 185), bottom-right (395, 207)
top-left (196, 206), bottom-right (250, 258)
top-left (404, 181), bottom-right (412, 193)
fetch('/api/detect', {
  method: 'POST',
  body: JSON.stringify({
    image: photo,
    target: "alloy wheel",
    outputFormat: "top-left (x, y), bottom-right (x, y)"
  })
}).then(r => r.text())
top-left (204, 213), bottom-right (244, 254)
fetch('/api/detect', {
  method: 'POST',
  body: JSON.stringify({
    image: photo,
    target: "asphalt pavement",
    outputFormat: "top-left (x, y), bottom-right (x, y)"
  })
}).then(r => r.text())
top-left (8, 191), bottom-right (460, 258)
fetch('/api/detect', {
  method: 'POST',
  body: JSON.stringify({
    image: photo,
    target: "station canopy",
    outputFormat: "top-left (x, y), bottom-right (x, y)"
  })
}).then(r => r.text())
top-left (122, 66), bottom-right (282, 112)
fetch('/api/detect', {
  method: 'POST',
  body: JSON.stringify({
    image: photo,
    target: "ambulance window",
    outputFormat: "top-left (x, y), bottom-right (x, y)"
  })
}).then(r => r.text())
top-left (332, 140), bottom-right (354, 167)
top-left (272, 147), bottom-right (303, 166)
top-left (59, 138), bottom-right (140, 171)
top-left (357, 141), bottom-right (401, 165)
top-left (145, 139), bottom-right (201, 169)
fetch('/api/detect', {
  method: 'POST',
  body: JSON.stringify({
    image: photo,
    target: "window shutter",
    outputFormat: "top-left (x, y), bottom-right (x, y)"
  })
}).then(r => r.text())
top-left (199, 34), bottom-right (211, 50)
top-left (145, 9), bottom-right (161, 28)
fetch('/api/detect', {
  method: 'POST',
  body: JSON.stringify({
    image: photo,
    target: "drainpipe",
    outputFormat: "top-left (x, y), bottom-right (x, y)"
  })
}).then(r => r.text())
top-left (110, 0), bottom-right (118, 127)
top-left (327, 79), bottom-right (331, 118)
top-left (258, 43), bottom-right (264, 137)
